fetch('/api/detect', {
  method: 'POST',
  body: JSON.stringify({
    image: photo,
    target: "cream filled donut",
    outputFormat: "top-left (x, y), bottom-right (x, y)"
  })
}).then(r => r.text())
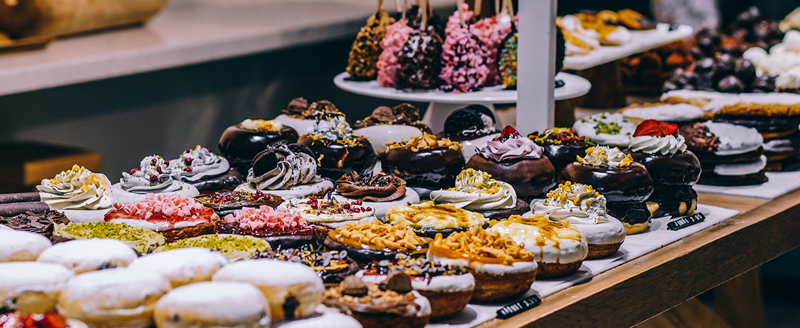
top-left (275, 308), bottom-right (362, 328)
top-left (488, 216), bottom-right (588, 279)
top-left (37, 239), bottom-right (137, 274)
top-left (213, 259), bottom-right (325, 322)
top-left (0, 262), bottom-right (74, 313)
top-left (0, 229), bottom-right (52, 262)
top-left (154, 281), bottom-right (270, 328)
top-left (128, 248), bottom-right (228, 288)
top-left (58, 268), bottom-right (171, 328)
top-left (532, 182), bottom-right (626, 259)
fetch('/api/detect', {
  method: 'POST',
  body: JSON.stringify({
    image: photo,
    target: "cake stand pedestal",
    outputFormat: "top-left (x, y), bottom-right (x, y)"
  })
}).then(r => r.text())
top-left (333, 72), bottom-right (591, 132)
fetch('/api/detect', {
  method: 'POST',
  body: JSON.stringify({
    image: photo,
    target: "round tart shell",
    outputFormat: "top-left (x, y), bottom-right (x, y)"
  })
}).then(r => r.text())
top-left (218, 125), bottom-right (299, 174)
top-left (465, 155), bottom-right (556, 201)
top-left (382, 147), bottom-right (466, 189)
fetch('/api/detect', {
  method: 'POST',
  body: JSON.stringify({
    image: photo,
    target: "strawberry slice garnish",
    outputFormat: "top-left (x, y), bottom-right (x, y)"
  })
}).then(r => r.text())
top-left (633, 120), bottom-right (679, 137)
top-left (496, 126), bottom-right (521, 141)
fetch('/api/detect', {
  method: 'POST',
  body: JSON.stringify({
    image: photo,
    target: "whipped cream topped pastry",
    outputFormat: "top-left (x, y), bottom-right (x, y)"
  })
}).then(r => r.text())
top-left (628, 120), bottom-right (688, 156)
top-left (743, 30), bottom-right (800, 91)
top-left (115, 155), bottom-right (199, 204)
top-left (305, 116), bottom-right (365, 146)
top-left (240, 119), bottom-right (283, 132)
top-left (171, 145), bottom-right (230, 182)
top-left (299, 115), bottom-right (377, 180)
top-left (479, 128), bottom-right (544, 161)
top-left (532, 182), bottom-right (626, 259)
top-left (430, 169), bottom-right (516, 211)
top-left (279, 196), bottom-right (375, 228)
top-left (578, 146), bottom-right (634, 168)
top-left (573, 113), bottom-right (636, 147)
top-left (488, 216), bottom-right (588, 278)
top-left (37, 165), bottom-right (114, 210)
top-left (384, 201), bottom-right (488, 236)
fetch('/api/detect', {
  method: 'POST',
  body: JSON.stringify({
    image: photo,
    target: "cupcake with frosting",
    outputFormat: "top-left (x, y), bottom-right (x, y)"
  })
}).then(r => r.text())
top-left (384, 201), bottom-right (488, 238)
top-left (298, 115), bottom-right (378, 180)
top-left (488, 215), bottom-right (588, 279)
top-left (235, 141), bottom-right (334, 199)
top-left (112, 155), bottom-right (199, 205)
top-left (429, 168), bottom-right (527, 220)
top-left (531, 182), bottom-right (626, 259)
top-left (559, 146), bottom-right (654, 235)
top-left (627, 120), bottom-right (701, 218)
top-left (529, 128), bottom-right (595, 176)
top-left (466, 126), bottom-right (556, 201)
top-left (171, 145), bottom-right (240, 193)
top-left (382, 133), bottom-right (466, 192)
top-left (573, 113), bottom-right (636, 147)
top-left (37, 165), bottom-right (114, 222)
top-left (218, 116), bottom-right (299, 175)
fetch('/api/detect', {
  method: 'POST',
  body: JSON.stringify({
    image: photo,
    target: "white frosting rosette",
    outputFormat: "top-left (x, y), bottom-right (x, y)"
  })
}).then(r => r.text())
top-left (430, 168), bottom-right (516, 211)
top-left (628, 134), bottom-right (687, 155)
top-left (37, 165), bottom-right (114, 211)
top-left (113, 155), bottom-right (199, 205)
top-left (236, 142), bottom-right (333, 199)
top-left (171, 145), bottom-right (230, 182)
top-left (579, 146), bottom-right (634, 168)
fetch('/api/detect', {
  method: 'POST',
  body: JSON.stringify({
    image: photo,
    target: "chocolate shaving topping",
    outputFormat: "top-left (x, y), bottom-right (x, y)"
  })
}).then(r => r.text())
top-left (335, 172), bottom-right (407, 202)
top-left (378, 271), bottom-right (413, 294)
top-left (341, 276), bottom-right (369, 297)
top-left (679, 122), bottom-right (720, 153)
top-left (397, 28), bottom-right (443, 90)
top-left (303, 100), bottom-right (343, 120)
top-left (0, 211), bottom-right (70, 238)
top-left (353, 104), bottom-right (432, 134)
top-left (282, 97), bottom-right (309, 118)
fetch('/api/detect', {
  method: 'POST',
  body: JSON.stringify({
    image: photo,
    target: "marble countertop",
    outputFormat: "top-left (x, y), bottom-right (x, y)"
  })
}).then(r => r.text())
top-left (0, 0), bottom-right (453, 97)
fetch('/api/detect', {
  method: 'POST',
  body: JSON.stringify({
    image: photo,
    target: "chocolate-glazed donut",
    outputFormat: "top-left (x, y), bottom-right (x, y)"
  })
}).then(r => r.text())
top-left (298, 138), bottom-right (378, 181)
top-left (466, 155), bottom-right (556, 201)
top-left (715, 116), bottom-right (800, 135)
top-left (382, 147), bottom-right (465, 189)
top-left (559, 162), bottom-right (654, 203)
top-left (647, 185), bottom-right (698, 217)
top-left (218, 124), bottom-right (299, 175)
top-left (543, 142), bottom-right (592, 177)
top-left (629, 151), bottom-right (701, 186)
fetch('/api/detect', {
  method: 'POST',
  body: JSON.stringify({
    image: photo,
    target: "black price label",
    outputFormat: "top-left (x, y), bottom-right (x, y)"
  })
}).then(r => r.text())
top-left (496, 294), bottom-right (542, 319)
top-left (555, 80), bottom-right (565, 88)
top-left (667, 212), bottom-right (706, 231)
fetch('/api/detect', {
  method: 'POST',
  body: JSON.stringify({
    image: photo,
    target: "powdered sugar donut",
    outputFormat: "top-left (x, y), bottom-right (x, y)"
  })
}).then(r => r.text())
top-left (37, 239), bottom-right (137, 274)
top-left (0, 229), bottom-right (52, 262)
top-left (275, 307), bottom-right (362, 328)
top-left (58, 268), bottom-right (171, 328)
top-left (0, 262), bottom-right (74, 313)
top-left (154, 281), bottom-right (270, 328)
top-left (213, 259), bottom-right (325, 322)
top-left (128, 248), bottom-right (228, 288)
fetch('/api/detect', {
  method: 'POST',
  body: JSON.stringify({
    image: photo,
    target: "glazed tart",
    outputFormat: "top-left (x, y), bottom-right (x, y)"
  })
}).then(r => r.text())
top-left (628, 120), bottom-right (701, 217)
top-left (194, 190), bottom-right (282, 217)
top-left (324, 221), bottom-right (426, 265)
top-left (156, 234), bottom-right (271, 260)
top-left (113, 155), bottom-right (199, 205)
top-left (359, 255), bottom-right (474, 321)
top-left (466, 126), bottom-right (556, 201)
top-left (215, 205), bottom-right (326, 249)
top-left (236, 141), bottom-right (334, 199)
top-left (279, 196), bottom-right (376, 229)
top-left (170, 145), bottom-right (241, 193)
top-left (354, 104), bottom-right (432, 153)
top-left (36, 165), bottom-right (114, 213)
top-left (529, 128), bottom-right (595, 177)
top-left (572, 113), bottom-right (636, 147)
top-left (428, 226), bottom-right (537, 303)
top-left (559, 146), bottom-right (655, 235)
top-left (382, 133), bottom-right (466, 190)
top-left (253, 246), bottom-right (359, 285)
top-left (430, 168), bottom-right (528, 220)
top-left (488, 216), bottom-right (588, 278)
top-left (334, 172), bottom-right (420, 219)
top-left (0, 262), bottom-right (74, 314)
top-left (104, 194), bottom-right (217, 243)
top-left (679, 121), bottom-right (768, 185)
top-left (324, 273), bottom-right (431, 328)
top-left (218, 117), bottom-right (299, 174)
top-left (383, 201), bottom-right (488, 238)
top-left (532, 182), bottom-right (626, 259)
top-left (54, 222), bottom-right (166, 254)
top-left (298, 115), bottom-right (378, 180)
top-left (1, 210), bottom-right (69, 239)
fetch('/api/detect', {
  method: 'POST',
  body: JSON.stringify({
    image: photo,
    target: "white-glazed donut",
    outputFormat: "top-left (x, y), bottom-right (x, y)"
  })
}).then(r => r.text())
top-left (37, 239), bottom-right (137, 274)
top-left (0, 262), bottom-right (74, 313)
top-left (58, 268), bottom-right (171, 328)
top-left (128, 248), bottom-right (228, 288)
top-left (212, 259), bottom-right (325, 322)
top-left (0, 229), bottom-right (52, 262)
top-left (154, 281), bottom-right (270, 328)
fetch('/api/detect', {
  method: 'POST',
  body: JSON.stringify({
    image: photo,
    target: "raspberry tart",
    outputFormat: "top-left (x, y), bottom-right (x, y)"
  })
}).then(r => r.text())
top-left (216, 205), bottom-right (325, 249)
top-left (104, 194), bottom-right (217, 242)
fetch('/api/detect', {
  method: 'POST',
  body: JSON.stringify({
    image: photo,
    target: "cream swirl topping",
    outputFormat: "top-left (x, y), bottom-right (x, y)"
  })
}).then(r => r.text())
top-left (309, 116), bottom-right (355, 142)
top-left (120, 155), bottom-right (184, 194)
top-left (430, 169), bottom-right (516, 211)
top-left (578, 146), bottom-right (633, 168)
top-left (628, 134), bottom-right (687, 155)
top-left (37, 165), bottom-right (114, 210)
top-left (247, 143), bottom-right (320, 190)
top-left (171, 146), bottom-right (230, 182)
top-left (479, 134), bottom-right (543, 162)
top-left (532, 182), bottom-right (607, 224)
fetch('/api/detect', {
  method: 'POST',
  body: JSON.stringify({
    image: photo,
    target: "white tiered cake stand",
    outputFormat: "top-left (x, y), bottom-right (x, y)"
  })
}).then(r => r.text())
top-left (333, 71), bottom-right (591, 132)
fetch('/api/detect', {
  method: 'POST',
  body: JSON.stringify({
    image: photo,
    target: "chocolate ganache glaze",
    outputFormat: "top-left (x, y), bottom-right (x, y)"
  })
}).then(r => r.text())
top-left (466, 127), bottom-right (555, 201)
top-left (219, 118), bottom-right (299, 175)
top-left (298, 116), bottom-right (377, 180)
top-left (529, 128), bottom-right (594, 177)
top-left (382, 133), bottom-right (465, 189)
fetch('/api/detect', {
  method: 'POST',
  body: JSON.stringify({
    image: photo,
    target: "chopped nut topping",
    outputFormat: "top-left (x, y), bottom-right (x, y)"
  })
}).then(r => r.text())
top-left (386, 133), bottom-right (462, 152)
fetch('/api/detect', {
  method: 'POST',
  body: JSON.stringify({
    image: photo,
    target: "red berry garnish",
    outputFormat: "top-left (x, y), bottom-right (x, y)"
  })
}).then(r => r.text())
top-left (185, 149), bottom-right (192, 153)
top-left (499, 126), bottom-right (521, 139)
top-left (343, 204), bottom-right (351, 209)
top-left (164, 160), bottom-right (169, 166)
top-left (149, 175), bottom-right (157, 182)
top-left (633, 120), bottom-right (679, 138)
top-left (184, 167), bottom-right (193, 172)
top-left (129, 168), bottom-right (139, 175)
top-left (366, 207), bottom-right (373, 212)
top-left (356, 200), bottom-right (363, 205)
top-left (159, 178), bottom-right (165, 183)
top-left (156, 166), bottom-right (162, 173)
top-left (151, 158), bottom-right (158, 165)
top-left (184, 158), bottom-right (193, 165)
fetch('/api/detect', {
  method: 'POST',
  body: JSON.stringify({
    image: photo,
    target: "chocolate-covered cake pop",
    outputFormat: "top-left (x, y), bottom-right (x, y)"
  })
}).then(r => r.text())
top-left (497, 32), bottom-right (518, 88)
top-left (298, 115), bottom-right (377, 180)
top-left (346, 4), bottom-right (395, 80)
top-left (466, 126), bottom-right (556, 201)
top-left (396, 26), bottom-right (443, 89)
top-left (473, 11), bottom-right (513, 86)
top-left (218, 119), bottom-right (299, 175)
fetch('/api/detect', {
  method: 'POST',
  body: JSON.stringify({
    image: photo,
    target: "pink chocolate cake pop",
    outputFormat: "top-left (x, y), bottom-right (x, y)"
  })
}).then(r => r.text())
top-left (439, 24), bottom-right (491, 93)
top-left (377, 19), bottom-right (414, 87)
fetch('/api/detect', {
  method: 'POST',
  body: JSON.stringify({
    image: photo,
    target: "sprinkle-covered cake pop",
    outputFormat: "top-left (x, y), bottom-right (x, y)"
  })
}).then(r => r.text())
top-left (346, 3), bottom-right (395, 81)
top-left (439, 24), bottom-right (491, 93)
top-left (377, 19), bottom-right (414, 87)
top-left (397, 2), bottom-right (443, 90)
